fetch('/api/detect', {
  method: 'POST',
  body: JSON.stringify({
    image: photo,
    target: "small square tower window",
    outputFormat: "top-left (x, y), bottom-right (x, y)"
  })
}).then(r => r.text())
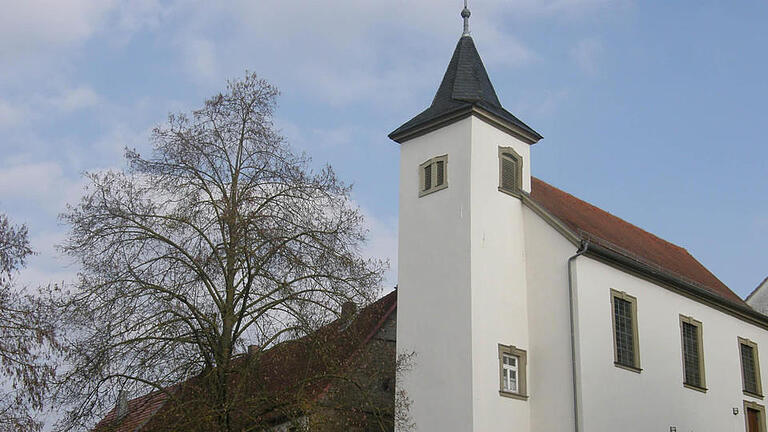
top-left (498, 147), bottom-right (523, 195)
top-left (419, 155), bottom-right (448, 196)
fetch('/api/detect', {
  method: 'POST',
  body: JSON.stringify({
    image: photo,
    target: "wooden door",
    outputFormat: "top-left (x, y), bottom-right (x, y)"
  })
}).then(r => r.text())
top-left (747, 408), bottom-right (761, 432)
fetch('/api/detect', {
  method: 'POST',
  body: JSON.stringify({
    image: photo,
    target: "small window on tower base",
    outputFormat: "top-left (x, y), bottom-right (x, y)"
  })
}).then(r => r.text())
top-left (498, 147), bottom-right (523, 195)
top-left (419, 155), bottom-right (448, 197)
top-left (498, 344), bottom-right (528, 400)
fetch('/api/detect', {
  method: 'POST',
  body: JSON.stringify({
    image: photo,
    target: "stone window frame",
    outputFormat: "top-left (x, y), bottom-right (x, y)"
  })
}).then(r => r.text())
top-left (679, 314), bottom-right (707, 393)
top-left (744, 400), bottom-right (767, 432)
top-left (740, 337), bottom-right (764, 399)
top-left (610, 289), bottom-right (641, 373)
top-left (498, 344), bottom-right (528, 401)
top-left (418, 155), bottom-right (448, 197)
top-left (498, 146), bottom-right (523, 197)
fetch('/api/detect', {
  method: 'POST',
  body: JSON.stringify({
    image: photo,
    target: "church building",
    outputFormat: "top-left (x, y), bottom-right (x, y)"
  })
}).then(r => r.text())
top-left (392, 4), bottom-right (768, 432)
top-left (95, 5), bottom-right (768, 432)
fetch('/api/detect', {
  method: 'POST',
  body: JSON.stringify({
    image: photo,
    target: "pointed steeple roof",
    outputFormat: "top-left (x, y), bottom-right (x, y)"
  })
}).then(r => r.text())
top-left (389, 35), bottom-right (542, 144)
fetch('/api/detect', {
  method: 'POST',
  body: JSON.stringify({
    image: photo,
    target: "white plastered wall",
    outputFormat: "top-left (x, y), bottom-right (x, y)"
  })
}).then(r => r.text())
top-left (395, 115), bottom-right (535, 431)
top-left (747, 279), bottom-right (768, 315)
top-left (573, 256), bottom-right (768, 432)
top-left (468, 116), bottom-right (533, 431)
top-left (524, 206), bottom-right (579, 432)
top-left (396, 117), bottom-right (474, 432)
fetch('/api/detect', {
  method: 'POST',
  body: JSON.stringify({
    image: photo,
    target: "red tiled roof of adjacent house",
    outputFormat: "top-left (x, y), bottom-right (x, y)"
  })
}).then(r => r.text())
top-left (92, 387), bottom-right (172, 432)
top-left (93, 290), bottom-right (398, 432)
top-left (530, 177), bottom-right (744, 305)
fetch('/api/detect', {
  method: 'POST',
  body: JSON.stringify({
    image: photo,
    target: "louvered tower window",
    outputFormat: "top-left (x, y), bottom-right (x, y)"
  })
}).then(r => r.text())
top-left (498, 147), bottom-right (522, 194)
top-left (419, 155), bottom-right (448, 196)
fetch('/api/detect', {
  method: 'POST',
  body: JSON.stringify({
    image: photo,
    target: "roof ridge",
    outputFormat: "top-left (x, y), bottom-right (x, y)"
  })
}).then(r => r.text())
top-left (529, 176), bottom-right (743, 305)
top-left (746, 275), bottom-right (768, 301)
top-left (531, 177), bottom-right (689, 253)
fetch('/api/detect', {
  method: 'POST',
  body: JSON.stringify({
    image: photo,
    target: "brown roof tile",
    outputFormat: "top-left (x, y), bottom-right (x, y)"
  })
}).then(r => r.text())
top-left (530, 177), bottom-right (744, 305)
top-left (92, 388), bottom-right (171, 432)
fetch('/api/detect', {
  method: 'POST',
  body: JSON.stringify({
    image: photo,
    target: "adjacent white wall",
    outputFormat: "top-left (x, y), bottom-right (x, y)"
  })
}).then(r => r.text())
top-left (524, 205), bottom-right (579, 432)
top-left (747, 278), bottom-right (768, 315)
top-left (573, 256), bottom-right (768, 432)
top-left (468, 116), bottom-right (532, 431)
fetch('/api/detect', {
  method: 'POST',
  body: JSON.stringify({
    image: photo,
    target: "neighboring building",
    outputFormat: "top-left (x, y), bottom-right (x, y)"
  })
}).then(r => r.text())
top-left (98, 6), bottom-right (768, 432)
top-left (94, 292), bottom-right (397, 432)
top-left (747, 277), bottom-right (768, 315)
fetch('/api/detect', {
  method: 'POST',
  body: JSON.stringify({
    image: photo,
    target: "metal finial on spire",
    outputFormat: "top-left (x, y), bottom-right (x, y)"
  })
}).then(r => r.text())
top-left (461, 0), bottom-right (471, 36)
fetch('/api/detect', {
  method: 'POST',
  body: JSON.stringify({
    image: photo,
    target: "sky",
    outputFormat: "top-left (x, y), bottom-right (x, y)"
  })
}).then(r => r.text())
top-left (0, 0), bottom-right (766, 299)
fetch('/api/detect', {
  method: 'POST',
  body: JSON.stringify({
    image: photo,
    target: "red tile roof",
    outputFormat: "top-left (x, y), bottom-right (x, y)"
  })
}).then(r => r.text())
top-left (93, 290), bottom-right (398, 432)
top-left (530, 177), bottom-right (744, 305)
top-left (92, 388), bottom-right (172, 432)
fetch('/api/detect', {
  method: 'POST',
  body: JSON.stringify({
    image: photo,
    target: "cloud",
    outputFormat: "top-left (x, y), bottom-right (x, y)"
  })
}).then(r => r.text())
top-left (0, 98), bottom-right (25, 128)
top-left (571, 38), bottom-right (603, 75)
top-left (113, 0), bottom-right (171, 33)
top-left (0, 0), bottom-right (116, 60)
top-left (0, 161), bottom-right (85, 215)
top-left (359, 206), bottom-right (398, 289)
top-left (161, 1), bottom-right (539, 108)
top-left (513, 0), bottom-right (630, 16)
top-left (48, 86), bottom-right (102, 112)
top-left (276, 119), bottom-right (360, 153)
top-left (16, 230), bottom-right (79, 289)
top-left (179, 38), bottom-right (219, 83)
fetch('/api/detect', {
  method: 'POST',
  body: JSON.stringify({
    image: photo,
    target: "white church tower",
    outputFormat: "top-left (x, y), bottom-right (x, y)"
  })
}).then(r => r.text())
top-left (391, 4), bottom-right (543, 431)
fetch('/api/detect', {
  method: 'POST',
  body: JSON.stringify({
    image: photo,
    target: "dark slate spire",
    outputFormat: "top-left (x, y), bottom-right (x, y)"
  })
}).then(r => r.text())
top-left (389, 14), bottom-right (542, 144)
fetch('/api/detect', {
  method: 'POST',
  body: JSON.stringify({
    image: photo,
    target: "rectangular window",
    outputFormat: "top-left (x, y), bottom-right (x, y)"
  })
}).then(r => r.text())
top-left (498, 344), bottom-right (527, 400)
top-left (740, 337), bottom-right (763, 398)
top-left (498, 147), bottom-right (522, 195)
top-left (680, 315), bottom-right (706, 391)
top-left (611, 289), bottom-right (640, 372)
top-left (419, 155), bottom-right (448, 196)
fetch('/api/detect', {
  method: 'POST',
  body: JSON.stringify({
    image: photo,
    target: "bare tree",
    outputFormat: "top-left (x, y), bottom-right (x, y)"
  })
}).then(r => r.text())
top-left (0, 213), bottom-right (59, 431)
top-left (55, 73), bottom-right (386, 432)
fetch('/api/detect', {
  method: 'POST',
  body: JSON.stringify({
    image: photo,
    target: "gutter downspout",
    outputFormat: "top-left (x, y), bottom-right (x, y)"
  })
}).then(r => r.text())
top-left (568, 239), bottom-right (588, 432)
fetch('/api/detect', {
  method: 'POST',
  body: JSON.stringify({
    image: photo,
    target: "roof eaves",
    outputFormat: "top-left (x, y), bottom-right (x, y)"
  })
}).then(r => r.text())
top-left (388, 104), bottom-right (473, 143)
top-left (520, 193), bottom-right (581, 246)
top-left (522, 190), bottom-right (768, 329)
top-left (585, 241), bottom-right (768, 329)
top-left (389, 103), bottom-right (542, 145)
